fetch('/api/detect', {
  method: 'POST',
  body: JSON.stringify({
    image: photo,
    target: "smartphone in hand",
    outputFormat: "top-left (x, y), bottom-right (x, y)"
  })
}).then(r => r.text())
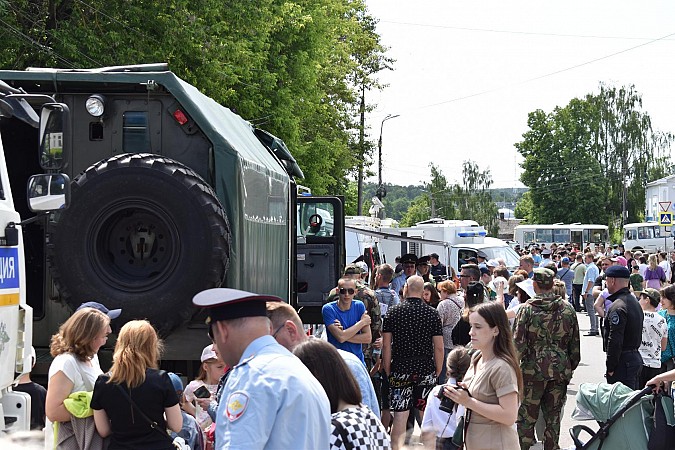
top-left (193, 385), bottom-right (211, 399)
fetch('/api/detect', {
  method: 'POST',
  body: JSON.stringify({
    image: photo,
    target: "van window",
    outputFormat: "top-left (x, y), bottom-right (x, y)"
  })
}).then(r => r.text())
top-left (535, 229), bottom-right (553, 243)
top-left (553, 229), bottom-right (570, 243)
top-left (523, 231), bottom-right (535, 243)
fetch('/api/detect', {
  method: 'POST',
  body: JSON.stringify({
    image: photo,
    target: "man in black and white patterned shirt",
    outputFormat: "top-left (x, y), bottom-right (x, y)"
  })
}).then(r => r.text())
top-left (382, 275), bottom-right (443, 450)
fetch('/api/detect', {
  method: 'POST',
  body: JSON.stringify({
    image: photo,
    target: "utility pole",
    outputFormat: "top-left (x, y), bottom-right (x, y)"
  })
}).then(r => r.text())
top-left (357, 85), bottom-right (366, 216)
top-left (376, 114), bottom-right (400, 201)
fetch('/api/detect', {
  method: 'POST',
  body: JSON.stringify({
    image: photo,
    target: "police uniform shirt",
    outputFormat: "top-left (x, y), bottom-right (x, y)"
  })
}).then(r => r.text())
top-left (216, 335), bottom-right (331, 450)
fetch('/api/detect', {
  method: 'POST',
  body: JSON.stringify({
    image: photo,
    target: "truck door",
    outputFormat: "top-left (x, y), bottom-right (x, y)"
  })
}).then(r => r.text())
top-left (295, 196), bottom-right (344, 324)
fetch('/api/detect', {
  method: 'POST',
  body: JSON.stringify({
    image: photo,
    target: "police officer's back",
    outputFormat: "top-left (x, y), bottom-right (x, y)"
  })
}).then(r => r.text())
top-left (603, 266), bottom-right (644, 390)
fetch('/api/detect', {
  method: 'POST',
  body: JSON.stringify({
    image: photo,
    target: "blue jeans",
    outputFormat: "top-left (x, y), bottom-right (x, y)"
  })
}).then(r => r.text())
top-left (584, 294), bottom-right (597, 332)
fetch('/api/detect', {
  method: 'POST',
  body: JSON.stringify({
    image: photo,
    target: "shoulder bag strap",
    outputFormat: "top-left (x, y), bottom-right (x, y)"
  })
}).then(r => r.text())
top-left (115, 383), bottom-right (174, 444)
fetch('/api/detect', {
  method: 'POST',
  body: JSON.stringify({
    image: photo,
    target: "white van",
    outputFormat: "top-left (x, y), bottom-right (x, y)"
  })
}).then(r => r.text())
top-left (623, 222), bottom-right (674, 252)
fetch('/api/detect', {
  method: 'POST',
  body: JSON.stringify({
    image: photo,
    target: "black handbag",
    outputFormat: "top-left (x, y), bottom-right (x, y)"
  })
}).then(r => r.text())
top-left (451, 409), bottom-right (471, 449)
top-left (647, 389), bottom-right (675, 450)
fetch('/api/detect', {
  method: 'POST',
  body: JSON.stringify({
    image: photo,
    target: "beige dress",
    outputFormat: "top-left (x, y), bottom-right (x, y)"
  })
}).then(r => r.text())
top-left (463, 355), bottom-right (520, 450)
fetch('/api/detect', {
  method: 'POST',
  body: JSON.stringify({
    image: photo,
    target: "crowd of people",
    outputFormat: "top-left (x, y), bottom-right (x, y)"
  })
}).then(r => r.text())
top-left (15, 242), bottom-right (675, 450)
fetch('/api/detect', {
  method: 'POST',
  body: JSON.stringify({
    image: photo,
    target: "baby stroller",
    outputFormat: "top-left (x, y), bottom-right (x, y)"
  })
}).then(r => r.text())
top-left (569, 382), bottom-right (658, 450)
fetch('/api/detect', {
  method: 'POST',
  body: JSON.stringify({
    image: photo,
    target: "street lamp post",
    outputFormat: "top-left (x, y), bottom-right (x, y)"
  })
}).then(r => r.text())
top-left (377, 114), bottom-right (400, 200)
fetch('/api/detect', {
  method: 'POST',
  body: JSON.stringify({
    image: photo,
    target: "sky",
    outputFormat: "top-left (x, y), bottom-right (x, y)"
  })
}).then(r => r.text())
top-left (363, 0), bottom-right (675, 189)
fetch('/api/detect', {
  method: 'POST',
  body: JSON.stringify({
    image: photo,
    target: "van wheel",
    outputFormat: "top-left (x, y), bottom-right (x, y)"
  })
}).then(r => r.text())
top-left (48, 153), bottom-right (230, 336)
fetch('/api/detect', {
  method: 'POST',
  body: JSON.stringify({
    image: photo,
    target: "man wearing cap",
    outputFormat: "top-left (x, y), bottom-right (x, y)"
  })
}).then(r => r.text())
top-left (322, 277), bottom-right (372, 366)
top-left (476, 250), bottom-right (488, 266)
top-left (327, 264), bottom-right (381, 371)
top-left (429, 253), bottom-right (448, 282)
top-left (416, 255), bottom-right (434, 285)
top-left (603, 265), bottom-right (644, 389)
top-left (382, 275), bottom-right (443, 450)
top-left (514, 268), bottom-right (580, 450)
top-left (391, 253), bottom-right (418, 296)
top-left (193, 288), bottom-right (331, 450)
top-left (539, 248), bottom-right (553, 268)
top-left (636, 288), bottom-right (668, 388)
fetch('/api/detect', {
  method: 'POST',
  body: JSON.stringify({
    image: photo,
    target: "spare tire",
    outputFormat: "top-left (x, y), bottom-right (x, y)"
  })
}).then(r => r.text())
top-left (48, 153), bottom-right (230, 336)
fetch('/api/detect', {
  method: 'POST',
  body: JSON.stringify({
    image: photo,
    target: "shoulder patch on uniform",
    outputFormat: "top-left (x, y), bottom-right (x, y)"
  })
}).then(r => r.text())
top-left (226, 391), bottom-right (249, 422)
top-left (609, 311), bottom-right (620, 325)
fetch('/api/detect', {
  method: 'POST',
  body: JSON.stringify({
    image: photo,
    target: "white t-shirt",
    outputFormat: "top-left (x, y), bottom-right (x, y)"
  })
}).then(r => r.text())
top-left (422, 384), bottom-right (465, 438)
top-left (660, 261), bottom-right (672, 282)
top-left (184, 380), bottom-right (217, 429)
top-left (45, 353), bottom-right (103, 445)
top-left (640, 311), bottom-right (668, 368)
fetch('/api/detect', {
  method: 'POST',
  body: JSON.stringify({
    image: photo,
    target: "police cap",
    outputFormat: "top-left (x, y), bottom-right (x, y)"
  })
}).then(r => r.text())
top-left (417, 255), bottom-right (431, 265)
top-left (193, 288), bottom-right (282, 322)
top-left (476, 251), bottom-right (488, 260)
top-left (605, 265), bottom-right (630, 279)
top-left (400, 253), bottom-right (418, 265)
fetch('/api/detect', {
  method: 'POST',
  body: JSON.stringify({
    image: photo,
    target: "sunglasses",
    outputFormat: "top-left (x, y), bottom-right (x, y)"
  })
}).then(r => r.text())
top-left (339, 288), bottom-right (355, 295)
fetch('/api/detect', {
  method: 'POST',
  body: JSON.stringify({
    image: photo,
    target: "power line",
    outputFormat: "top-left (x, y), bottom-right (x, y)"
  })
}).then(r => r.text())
top-left (410, 29), bottom-right (675, 111)
top-left (380, 20), bottom-right (675, 42)
top-left (0, 17), bottom-right (77, 69)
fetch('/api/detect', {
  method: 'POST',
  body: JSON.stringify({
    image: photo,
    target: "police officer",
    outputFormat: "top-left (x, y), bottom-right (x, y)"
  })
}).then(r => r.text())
top-left (603, 265), bottom-right (644, 389)
top-left (193, 288), bottom-right (331, 449)
top-left (514, 267), bottom-right (581, 450)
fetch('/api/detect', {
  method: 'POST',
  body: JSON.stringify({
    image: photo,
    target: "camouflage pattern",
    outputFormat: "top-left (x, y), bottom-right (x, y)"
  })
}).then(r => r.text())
top-left (513, 291), bottom-right (581, 450)
top-left (518, 379), bottom-right (567, 450)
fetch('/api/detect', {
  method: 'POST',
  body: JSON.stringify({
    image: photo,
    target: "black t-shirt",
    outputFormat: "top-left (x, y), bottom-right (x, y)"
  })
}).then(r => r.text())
top-left (13, 381), bottom-right (46, 430)
top-left (383, 297), bottom-right (442, 374)
top-left (91, 369), bottom-right (179, 450)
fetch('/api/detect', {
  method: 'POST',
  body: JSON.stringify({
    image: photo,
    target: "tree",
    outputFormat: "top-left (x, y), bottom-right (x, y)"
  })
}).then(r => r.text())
top-left (0, 0), bottom-right (391, 196)
top-left (453, 161), bottom-right (499, 236)
top-left (516, 84), bottom-right (672, 226)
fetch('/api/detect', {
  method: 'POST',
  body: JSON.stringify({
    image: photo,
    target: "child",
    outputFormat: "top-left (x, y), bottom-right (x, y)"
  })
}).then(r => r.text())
top-left (637, 288), bottom-right (668, 388)
top-left (630, 265), bottom-right (643, 292)
top-left (168, 372), bottom-right (205, 450)
top-left (184, 344), bottom-right (226, 429)
top-left (421, 347), bottom-right (471, 450)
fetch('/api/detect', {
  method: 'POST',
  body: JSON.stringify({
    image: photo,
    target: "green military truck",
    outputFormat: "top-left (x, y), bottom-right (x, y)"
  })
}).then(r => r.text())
top-left (0, 63), bottom-right (344, 375)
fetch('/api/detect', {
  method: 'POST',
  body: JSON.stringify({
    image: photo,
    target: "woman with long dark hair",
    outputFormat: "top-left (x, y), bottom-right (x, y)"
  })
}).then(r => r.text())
top-left (442, 302), bottom-right (523, 450)
top-left (293, 339), bottom-right (390, 450)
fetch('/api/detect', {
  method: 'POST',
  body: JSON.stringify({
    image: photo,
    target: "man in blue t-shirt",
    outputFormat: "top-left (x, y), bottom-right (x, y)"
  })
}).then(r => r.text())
top-left (322, 277), bottom-right (372, 365)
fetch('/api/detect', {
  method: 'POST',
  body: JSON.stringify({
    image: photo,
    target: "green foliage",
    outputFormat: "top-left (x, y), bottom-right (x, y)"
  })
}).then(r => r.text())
top-left (514, 191), bottom-right (534, 222)
top-left (516, 84), bottom-right (673, 227)
top-left (0, 0), bottom-right (391, 195)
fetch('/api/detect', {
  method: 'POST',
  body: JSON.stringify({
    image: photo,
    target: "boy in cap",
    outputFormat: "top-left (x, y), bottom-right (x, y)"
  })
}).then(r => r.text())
top-left (167, 372), bottom-right (204, 450)
top-left (636, 288), bottom-right (668, 388)
top-left (193, 288), bottom-right (331, 449)
top-left (603, 265), bottom-right (644, 389)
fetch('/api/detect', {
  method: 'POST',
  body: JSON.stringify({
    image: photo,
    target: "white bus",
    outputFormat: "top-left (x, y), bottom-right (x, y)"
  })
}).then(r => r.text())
top-left (514, 224), bottom-right (609, 250)
top-left (623, 222), bottom-right (674, 252)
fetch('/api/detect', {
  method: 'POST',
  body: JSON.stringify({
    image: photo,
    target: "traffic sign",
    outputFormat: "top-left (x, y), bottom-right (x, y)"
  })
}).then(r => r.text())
top-left (659, 212), bottom-right (673, 226)
top-left (660, 201), bottom-right (671, 212)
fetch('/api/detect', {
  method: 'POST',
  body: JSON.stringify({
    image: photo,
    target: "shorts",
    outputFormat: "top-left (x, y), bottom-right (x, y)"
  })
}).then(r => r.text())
top-left (388, 372), bottom-right (436, 412)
